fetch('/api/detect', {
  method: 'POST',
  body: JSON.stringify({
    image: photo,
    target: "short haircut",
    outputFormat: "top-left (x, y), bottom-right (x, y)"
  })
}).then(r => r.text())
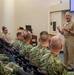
top-left (18, 27), bottom-right (24, 30)
top-left (2, 26), bottom-right (6, 31)
top-left (50, 36), bottom-right (62, 49)
top-left (16, 32), bottom-right (22, 36)
top-left (40, 31), bottom-right (49, 41)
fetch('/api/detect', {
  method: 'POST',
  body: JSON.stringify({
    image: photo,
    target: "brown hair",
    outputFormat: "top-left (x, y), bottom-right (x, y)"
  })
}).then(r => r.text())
top-left (2, 26), bottom-right (6, 31)
top-left (40, 31), bottom-right (49, 41)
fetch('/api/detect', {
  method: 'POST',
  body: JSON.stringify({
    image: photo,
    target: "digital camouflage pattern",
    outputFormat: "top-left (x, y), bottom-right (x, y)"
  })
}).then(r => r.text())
top-left (0, 54), bottom-right (9, 65)
top-left (29, 45), bottom-right (50, 67)
top-left (5, 62), bottom-right (22, 73)
top-left (0, 61), bottom-right (12, 75)
top-left (0, 54), bottom-right (22, 75)
top-left (67, 72), bottom-right (74, 75)
top-left (19, 42), bottom-right (32, 57)
top-left (13, 39), bottom-right (23, 50)
top-left (40, 52), bottom-right (68, 75)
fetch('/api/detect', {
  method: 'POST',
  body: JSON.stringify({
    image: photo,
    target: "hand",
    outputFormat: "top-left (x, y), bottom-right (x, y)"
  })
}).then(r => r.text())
top-left (57, 26), bottom-right (60, 30)
top-left (5, 66), bottom-right (13, 72)
top-left (63, 28), bottom-right (70, 32)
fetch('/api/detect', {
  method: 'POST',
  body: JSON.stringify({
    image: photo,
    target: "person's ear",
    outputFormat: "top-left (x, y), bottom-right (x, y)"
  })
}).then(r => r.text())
top-left (38, 38), bottom-right (40, 42)
top-left (48, 38), bottom-right (51, 42)
top-left (60, 45), bottom-right (62, 49)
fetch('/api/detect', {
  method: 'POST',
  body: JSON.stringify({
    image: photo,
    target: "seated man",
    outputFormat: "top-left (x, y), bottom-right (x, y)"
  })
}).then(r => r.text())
top-left (13, 32), bottom-right (24, 50)
top-left (19, 31), bottom-right (33, 58)
top-left (0, 54), bottom-right (26, 75)
top-left (0, 61), bottom-right (12, 75)
top-left (0, 61), bottom-right (26, 75)
top-left (40, 36), bottom-right (68, 75)
top-left (1, 26), bottom-right (14, 46)
top-left (29, 31), bottom-right (50, 67)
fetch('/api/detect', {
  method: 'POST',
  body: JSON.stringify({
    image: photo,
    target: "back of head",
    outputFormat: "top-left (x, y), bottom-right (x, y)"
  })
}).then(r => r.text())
top-left (40, 31), bottom-right (49, 42)
top-left (23, 30), bottom-right (32, 42)
top-left (50, 36), bottom-right (62, 50)
top-left (27, 31), bottom-right (32, 39)
top-left (23, 30), bottom-right (28, 39)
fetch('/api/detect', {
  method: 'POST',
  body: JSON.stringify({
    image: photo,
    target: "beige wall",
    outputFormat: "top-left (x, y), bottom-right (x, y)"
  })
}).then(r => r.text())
top-left (0, 0), bottom-right (4, 30)
top-left (14, 0), bottom-right (52, 38)
top-left (0, 0), bottom-right (74, 40)
top-left (50, 12), bottom-right (62, 34)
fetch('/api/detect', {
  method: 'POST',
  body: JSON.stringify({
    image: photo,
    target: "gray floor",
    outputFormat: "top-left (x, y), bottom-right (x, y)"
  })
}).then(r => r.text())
top-left (59, 52), bottom-right (64, 63)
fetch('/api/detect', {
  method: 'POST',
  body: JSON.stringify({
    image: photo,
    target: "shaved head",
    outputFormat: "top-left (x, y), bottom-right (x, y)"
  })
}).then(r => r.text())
top-left (40, 31), bottom-right (49, 42)
top-left (50, 36), bottom-right (62, 49)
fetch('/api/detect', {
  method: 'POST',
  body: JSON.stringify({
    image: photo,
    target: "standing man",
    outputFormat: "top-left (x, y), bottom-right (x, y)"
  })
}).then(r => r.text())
top-left (57, 12), bottom-right (74, 70)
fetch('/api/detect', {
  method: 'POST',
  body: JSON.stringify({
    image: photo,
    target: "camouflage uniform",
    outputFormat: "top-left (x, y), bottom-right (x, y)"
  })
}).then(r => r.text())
top-left (29, 45), bottom-right (50, 67)
top-left (0, 55), bottom-right (10, 74)
top-left (0, 54), bottom-right (23, 75)
top-left (19, 42), bottom-right (32, 57)
top-left (5, 62), bottom-right (22, 74)
top-left (0, 54), bottom-right (9, 65)
top-left (13, 39), bottom-right (23, 50)
top-left (67, 72), bottom-right (74, 75)
top-left (0, 61), bottom-right (12, 75)
top-left (40, 52), bottom-right (68, 75)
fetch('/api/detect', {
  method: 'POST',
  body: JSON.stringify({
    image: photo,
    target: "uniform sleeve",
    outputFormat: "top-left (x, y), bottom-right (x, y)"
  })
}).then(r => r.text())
top-left (0, 61), bottom-right (12, 75)
top-left (47, 59), bottom-right (68, 75)
top-left (72, 23), bottom-right (74, 31)
top-left (5, 62), bottom-right (22, 73)
top-left (13, 40), bottom-right (21, 50)
top-left (29, 47), bottom-right (36, 62)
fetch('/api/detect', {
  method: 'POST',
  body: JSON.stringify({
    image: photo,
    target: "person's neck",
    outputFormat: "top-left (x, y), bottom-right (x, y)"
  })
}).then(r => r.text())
top-left (51, 49), bottom-right (60, 56)
top-left (67, 20), bottom-right (71, 23)
top-left (21, 40), bottom-right (25, 43)
top-left (40, 42), bottom-right (48, 47)
top-left (26, 40), bottom-right (30, 44)
top-left (26, 39), bottom-right (31, 44)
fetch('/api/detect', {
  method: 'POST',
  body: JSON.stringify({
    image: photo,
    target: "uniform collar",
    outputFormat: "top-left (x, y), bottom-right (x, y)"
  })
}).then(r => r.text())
top-left (39, 44), bottom-right (48, 48)
top-left (66, 20), bottom-right (73, 25)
